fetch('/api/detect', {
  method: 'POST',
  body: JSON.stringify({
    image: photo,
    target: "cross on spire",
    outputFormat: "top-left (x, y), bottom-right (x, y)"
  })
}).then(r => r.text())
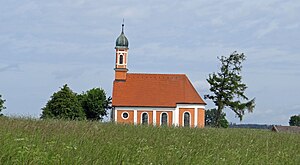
top-left (122, 19), bottom-right (125, 33)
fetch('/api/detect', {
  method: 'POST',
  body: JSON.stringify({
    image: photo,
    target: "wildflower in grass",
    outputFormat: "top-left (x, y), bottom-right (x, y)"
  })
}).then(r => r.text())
top-left (14, 138), bottom-right (26, 141)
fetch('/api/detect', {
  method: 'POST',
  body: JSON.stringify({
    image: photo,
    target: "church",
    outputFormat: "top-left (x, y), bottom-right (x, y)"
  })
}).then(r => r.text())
top-left (111, 24), bottom-right (206, 127)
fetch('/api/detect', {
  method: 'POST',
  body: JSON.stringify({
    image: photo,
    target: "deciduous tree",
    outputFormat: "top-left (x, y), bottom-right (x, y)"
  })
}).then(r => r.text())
top-left (205, 51), bottom-right (255, 127)
top-left (78, 88), bottom-right (111, 121)
top-left (205, 108), bottom-right (229, 128)
top-left (41, 84), bottom-right (85, 120)
top-left (0, 94), bottom-right (6, 116)
top-left (289, 115), bottom-right (300, 126)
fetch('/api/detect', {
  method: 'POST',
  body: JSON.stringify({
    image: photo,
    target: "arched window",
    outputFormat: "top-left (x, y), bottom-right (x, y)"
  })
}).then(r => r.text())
top-left (184, 112), bottom-right (190, 127)
top-left (161, 112), bottom-right (168, 126)
top-left (119, 55), bottom-right (124, 64)
top-left (142, 113), bottom-right (148, 125)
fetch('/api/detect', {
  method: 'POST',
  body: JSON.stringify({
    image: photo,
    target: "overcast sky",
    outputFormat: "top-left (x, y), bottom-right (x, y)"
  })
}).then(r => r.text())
top-left (1, 0), bottom-right (299, 125)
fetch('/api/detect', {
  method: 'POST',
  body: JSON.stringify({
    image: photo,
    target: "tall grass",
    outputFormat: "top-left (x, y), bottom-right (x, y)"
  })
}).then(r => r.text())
top-left (0, 117), bottom-right (299, 164)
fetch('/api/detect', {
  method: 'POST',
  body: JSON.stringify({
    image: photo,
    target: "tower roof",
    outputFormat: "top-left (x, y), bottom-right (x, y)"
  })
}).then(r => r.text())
top-left (115, 24), bottom-right (129, 49)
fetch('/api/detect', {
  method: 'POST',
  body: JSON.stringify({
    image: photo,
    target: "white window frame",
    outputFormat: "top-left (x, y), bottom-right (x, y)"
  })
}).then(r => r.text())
top-left (121, 111), bottom-right (129, 120)
top-left (119, 54), bottom-right (124, 65)
top-left (141, 112), bottom-right (149, 125)
top-left (182, 111), bottom-right (191, 127)
top-left (160, 112), bottom-right (168, 126)
top-left (117, 52), bottom-right (127, 65)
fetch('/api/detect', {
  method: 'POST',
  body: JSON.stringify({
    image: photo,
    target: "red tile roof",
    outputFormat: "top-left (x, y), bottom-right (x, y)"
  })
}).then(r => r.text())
top-left (112, 73), bottom-right (206, 107)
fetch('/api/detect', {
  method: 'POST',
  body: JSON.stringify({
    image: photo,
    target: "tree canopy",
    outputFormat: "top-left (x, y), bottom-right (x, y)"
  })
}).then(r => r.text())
top-left (0, 94), bottom-right (6, 116)
top-left (41, 85), bottom-right (110, 121)
top-left (205, 51), bottom-right (255, 127)
top-left (77, 88), bottom-right (111, 121)
top-left (41, 84), bottom-right (85, 120)
top-left (289, 115), bottom-right (300, 126)
top-left (205, 108), bottom-right (229, 128)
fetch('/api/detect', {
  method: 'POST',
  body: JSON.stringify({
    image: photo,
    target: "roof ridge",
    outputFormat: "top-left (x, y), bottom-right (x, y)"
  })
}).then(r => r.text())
top-left (128, 73), bottom-right (186, 76)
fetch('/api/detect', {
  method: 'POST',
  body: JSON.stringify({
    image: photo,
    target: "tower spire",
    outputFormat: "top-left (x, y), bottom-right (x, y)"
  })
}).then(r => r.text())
top-left (122, 19), bottom-right (124, 33)
top-left (114, 21), bottom-right (129, 81)
top-left (116, 19), bottom-right (129, 49)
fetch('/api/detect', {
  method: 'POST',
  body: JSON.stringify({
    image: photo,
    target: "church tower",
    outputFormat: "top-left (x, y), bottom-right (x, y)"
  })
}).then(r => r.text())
top-left (114, 23), bottom-right (129, 81)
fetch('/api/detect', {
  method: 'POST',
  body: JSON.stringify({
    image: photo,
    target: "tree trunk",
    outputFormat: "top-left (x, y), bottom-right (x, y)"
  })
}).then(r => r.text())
top-left (215, 104), bottom-right (223, 128)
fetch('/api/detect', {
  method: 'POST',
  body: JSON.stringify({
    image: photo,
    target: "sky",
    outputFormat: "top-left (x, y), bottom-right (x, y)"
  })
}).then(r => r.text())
top-left (1, 0), bottom-right (300, 125)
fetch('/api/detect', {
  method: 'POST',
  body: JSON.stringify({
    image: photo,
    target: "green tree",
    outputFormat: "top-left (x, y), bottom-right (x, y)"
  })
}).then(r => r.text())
top-left (205, 108), bottom-right (229, 128)
top-left (205, 51), bottom-right (255, 127)
top-left (78, 88), bottom-right (111, 121)
top-left (41, 84), bottom-right (85, 120)
top-left (0, 94), bottom-right (6, 116)
top-left (289, 115), bottom-right (300, 126)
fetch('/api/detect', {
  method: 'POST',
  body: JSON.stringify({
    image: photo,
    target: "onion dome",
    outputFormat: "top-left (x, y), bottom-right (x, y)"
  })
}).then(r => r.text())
top-left (115, 24), bottom-right (129, 49)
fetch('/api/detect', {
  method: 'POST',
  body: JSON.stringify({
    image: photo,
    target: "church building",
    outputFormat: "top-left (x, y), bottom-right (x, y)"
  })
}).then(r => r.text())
top-left (111, 24), bottom-right (206, 127)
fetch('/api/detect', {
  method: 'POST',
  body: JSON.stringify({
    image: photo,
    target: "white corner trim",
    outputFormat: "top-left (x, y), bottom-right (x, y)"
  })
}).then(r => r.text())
top-left (172, 109), bottom-right (175, 125)
top-left (194, 108), bottom-right (198, 127)
top-left (174, 106), bottom-right (179, 126)
top-left (153, 110), bottom-right (157, 126)
top-left (114, 109), bottom-right (118, 122)
top-left (134, 110), bottom-right (137, 125)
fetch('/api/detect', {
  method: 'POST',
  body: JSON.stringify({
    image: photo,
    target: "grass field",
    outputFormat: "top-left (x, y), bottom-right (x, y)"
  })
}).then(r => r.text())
top-left (0, 117), bottom-right (299, 164)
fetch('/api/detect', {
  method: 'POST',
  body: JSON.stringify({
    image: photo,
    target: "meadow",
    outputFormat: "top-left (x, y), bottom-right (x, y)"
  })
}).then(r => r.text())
top-left (0, 117), bottom-right (299, 164)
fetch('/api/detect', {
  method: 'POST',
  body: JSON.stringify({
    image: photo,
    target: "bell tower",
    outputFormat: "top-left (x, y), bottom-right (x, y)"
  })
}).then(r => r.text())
top-left (114, 23), bottom-right (129, 81)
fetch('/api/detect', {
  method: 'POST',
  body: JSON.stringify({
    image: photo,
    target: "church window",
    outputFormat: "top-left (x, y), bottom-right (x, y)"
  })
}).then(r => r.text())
top-left (142, 113), bottom-right (148, 124)
top-left (119, 55), bottom-right (124, 64)
top-left (122, 112), bottom-right (129, 119)
top-left (184, 112), bottom-right (190, 127)
top-left (161, 112), bottom-right (168, 126)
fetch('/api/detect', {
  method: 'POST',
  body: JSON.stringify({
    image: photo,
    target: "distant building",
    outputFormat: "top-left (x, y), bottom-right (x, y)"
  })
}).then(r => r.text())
top-left (111, 24), bottom-right (206, 127)
top-left (229, 123), bottom-right (272, 129)
top-left (271, 125), bottom-right (300, 133)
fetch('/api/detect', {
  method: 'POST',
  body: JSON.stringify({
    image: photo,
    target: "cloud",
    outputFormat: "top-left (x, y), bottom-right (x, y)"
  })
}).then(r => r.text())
top-left (285, 23), bottom-right (299, 30)
top-left (0, 64), bottom-right (20, 72)
top-left (1, 0), bottom-right (300, 125)
top-left (238, 104), bottom-right (300, 125)
top-left (52, 68), bottom-right (86, 80)
top-left (256, 21), bottom-right (279, 39)
top-left (193, 80), bottom-right (210, 94)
